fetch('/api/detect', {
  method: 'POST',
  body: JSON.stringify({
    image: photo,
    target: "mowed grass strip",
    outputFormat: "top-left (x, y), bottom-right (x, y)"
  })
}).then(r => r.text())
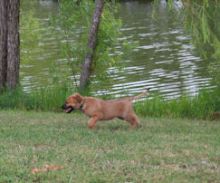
top-left (0, 110), bottom-right (220, 182)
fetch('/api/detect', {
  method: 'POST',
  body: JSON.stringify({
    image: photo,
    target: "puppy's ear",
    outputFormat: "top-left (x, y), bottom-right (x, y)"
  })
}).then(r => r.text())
top-left (74, 93), bottom-right (83, 103)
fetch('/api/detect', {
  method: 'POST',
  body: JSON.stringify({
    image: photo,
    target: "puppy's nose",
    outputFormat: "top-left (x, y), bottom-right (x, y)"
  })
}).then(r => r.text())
top-left (61, 104), bottom-right (66, 109)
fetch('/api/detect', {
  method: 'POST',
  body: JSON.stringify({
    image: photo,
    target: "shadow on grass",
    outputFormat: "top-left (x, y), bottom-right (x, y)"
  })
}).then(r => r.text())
top-left (92, 121), bottom-right (131, 132)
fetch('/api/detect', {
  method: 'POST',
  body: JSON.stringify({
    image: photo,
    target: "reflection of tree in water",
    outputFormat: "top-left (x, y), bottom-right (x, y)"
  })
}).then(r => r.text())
top-left (181, 0), bottom-right (220, 86)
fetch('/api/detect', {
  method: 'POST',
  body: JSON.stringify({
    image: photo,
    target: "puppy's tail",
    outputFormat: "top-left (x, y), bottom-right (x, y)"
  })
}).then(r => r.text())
top-left (130, 88), bottom-right (150, 101)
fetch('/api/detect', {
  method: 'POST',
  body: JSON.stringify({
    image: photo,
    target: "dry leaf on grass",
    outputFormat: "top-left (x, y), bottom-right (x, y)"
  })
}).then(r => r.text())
top-left (31, 164), bottom-right (64, 174)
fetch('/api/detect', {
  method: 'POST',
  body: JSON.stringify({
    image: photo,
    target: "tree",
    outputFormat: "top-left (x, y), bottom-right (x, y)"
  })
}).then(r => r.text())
top-left (57, 0), bottom-right (121, 92)
top-left (180, 0), bottom-right (220, 87)
top-left (0, 0), bottom-right (7, 90)
top-left (79, 0), bottom-right (104, 90)
top-left (0, 0), bottom-right (20, 91)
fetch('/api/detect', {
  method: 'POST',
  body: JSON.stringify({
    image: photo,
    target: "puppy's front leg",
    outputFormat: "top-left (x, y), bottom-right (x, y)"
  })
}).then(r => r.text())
top-left (88, 116), bottom-right (99, 129)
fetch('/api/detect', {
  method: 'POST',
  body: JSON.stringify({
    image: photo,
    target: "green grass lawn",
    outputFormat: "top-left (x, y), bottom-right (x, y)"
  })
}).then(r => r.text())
top-left (0, 110), bottom-right (220, 182)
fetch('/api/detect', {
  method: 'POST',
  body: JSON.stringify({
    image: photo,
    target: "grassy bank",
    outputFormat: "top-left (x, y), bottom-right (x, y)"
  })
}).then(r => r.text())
top-left (0, 110), bottom-right (220, 182)
top-left (0, 85), bottom-right (73, 111)
top-left (0, 87), bottom-right (220, 119)
top-left (135, 88), bottom-right (220, 119)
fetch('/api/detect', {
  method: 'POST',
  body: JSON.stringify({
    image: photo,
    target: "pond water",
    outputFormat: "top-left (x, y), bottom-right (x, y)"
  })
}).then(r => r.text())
top-left (20, 0), bottom-right (213, 99)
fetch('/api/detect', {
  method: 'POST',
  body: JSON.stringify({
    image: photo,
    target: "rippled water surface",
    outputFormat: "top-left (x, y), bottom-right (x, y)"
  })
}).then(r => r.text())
top-left (20, 0), bottom-right (213, 99)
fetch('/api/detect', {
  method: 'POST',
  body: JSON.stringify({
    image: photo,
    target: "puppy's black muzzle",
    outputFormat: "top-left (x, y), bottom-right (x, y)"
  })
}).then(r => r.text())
top-left (61, 104), bottom-right (66, 109)
top-left (62, 104), bottom-right (74, 113)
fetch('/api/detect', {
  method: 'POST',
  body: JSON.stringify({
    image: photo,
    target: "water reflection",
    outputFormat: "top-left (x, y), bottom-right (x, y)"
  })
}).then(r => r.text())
top-left (20, 0), bottom-right (213, 99)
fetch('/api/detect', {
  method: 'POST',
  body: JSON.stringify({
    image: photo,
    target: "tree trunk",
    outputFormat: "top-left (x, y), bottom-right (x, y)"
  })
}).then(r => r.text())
top-left (79, 0), bottom-right (104, 90)
top-left (0, 0), bottom-right (20, 91)
top-left (6, 0), bottom-right (20, 89)
top-left (0, 0), bottom-right (8, 90)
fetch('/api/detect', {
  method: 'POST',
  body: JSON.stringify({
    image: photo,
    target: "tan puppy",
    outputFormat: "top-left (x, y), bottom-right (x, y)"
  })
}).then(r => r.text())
top-left (62, 90), bottom-right (149, 128)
